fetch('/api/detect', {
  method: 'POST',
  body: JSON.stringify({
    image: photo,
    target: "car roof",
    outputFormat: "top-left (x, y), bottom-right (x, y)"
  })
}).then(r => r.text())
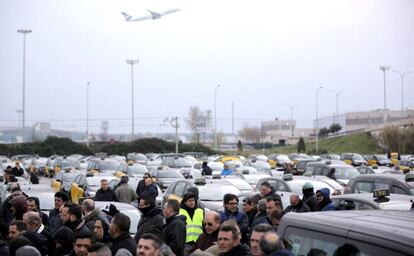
top-left (279, 210), bottom-right (414, 253)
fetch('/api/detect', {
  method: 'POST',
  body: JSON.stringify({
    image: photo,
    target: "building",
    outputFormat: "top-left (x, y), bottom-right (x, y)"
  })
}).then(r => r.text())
top-left (261, 119), bottom-right (313, 145)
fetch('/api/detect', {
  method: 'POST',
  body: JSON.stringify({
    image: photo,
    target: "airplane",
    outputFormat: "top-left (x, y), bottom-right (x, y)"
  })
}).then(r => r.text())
top-left (121, 8), bottom-right (180, 22)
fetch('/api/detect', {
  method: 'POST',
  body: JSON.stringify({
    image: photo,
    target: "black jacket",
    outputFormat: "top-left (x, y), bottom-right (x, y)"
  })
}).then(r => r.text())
top-left (134, 205), bottom-right (165, 243)
top-left (219, 243), bottom-right (252, 256)
top-left (111, 233), bottom-right (137, 256)
top-left (94, 188), bottom-right (118, 202)
top-left (302, 189), bottom-right (318, 212)
top-left (11, 166), bottom-right (24, 176)
top-left (163, 214), bottom-right (186, 256)
top-left (190, 228), bottom-right (219, 253)
top-left (283, 200), bottom-right (310, 213)
top-left (48, 208), bottom-right (63, 234)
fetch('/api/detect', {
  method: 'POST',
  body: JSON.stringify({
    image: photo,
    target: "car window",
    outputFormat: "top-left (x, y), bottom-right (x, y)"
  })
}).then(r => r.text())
top-left (284, 227), bottom-right (346, 256)
top-left (335, 199), bottom-right (376, 210)
top-left (313, 166), bottom-right (324, 175)
top-left (346, 239), bottom-right (406, 256)
top-left (353, 181), bottom-right (374, 193)
top-left (304, 166), bottom-right (314, 174)
top-left (173, 182), bottom-right (188, 198)
top-left (391, 186), bottom-right (407, 195)
top-left (275, 180), bottom-right (289, 192)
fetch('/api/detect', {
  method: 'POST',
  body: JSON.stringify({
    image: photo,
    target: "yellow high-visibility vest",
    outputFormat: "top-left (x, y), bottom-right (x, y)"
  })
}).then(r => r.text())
top-left (179, 208), bottom-right (204, 243)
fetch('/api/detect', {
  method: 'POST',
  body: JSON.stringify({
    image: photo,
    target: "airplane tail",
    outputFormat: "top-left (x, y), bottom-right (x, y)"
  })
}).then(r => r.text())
top-left (121, 12), bottom-right (132, 21)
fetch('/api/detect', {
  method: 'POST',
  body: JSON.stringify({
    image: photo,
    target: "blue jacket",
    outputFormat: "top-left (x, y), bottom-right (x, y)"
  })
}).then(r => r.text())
top-left (219, 209), bottom-right (249, 235)
top-left (316, 188), bottom-right (336, 211)
top-left (221, 169), bottom-right (233, 176)
top-left (48, 208), bottom-right (63, 234)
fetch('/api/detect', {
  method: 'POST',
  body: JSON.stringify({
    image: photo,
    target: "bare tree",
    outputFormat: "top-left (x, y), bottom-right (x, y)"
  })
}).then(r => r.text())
top-left (238, 122), bottom-right (262, 143)
top-left (187, 106), bottom-right (212, 144)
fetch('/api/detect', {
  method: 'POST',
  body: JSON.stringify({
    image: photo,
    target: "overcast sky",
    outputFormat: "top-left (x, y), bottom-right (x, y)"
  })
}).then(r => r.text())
top-left (1, 0), bottom-right (413, 135)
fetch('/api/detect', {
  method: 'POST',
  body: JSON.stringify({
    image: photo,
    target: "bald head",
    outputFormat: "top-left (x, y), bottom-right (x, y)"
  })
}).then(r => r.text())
top-left (82, 199), bottom-right (95, 213)
top-left (290, 193), bottom-right (300, 206)
top-left (259, 231), bottom-right (284, 255)
top-left (23, 211), bottom-right (42, 230)
top-left (204, 211), bottom-right (221, 234)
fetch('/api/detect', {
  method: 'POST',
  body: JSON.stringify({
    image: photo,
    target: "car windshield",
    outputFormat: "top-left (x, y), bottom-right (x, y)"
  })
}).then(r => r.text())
top-left (334, 167), bottom-right (360, 179)
top-left (127, 166), bottom-right (148, 175)
top-left (99, 161), bottom-right (119, 170)
top-left (174, 158), bottom-right (193, 168)
top-left (157, 170), bottom-right (183, 178)
top-left (198, 185), bottom-right (241, 201)
top-left (376, 155), bottom-right (387, 161)
top-left (277, 155), bottom-right (290, 161)
top-left (352, 154), bottom-right (364, 161)
top-left (61, 159), bottom-right (76, 168)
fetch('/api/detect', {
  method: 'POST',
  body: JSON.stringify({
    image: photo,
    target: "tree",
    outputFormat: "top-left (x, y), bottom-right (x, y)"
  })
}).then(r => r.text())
top-left (297, 137), bottom-right (305, 153)
top-left (329, 123), bottom-right (342, 134)
top-left (318, 127), bottom-right (330, 138)
top-left (187, 106), bottom-right (212, 144)
top-left (237, 140), bottom-right (243, 152)
top-left (238, 123), bottom-right (262, 143)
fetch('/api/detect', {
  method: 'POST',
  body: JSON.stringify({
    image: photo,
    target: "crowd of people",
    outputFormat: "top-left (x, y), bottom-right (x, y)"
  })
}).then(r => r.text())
top-left (0, 164), bottom-right (339, 256)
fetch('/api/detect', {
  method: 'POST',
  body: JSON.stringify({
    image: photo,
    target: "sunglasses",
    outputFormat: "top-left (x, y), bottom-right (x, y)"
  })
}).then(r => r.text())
top-left (203, 222), bottom-right (213, 227)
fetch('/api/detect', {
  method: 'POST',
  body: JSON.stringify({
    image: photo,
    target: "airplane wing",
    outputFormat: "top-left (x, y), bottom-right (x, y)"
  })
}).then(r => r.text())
top-left (161, 8), bottom-right (180, 16)
top-left (121, 12), bottom-right (152, 22)
top-left (121, 12), bottom-right (132, 21)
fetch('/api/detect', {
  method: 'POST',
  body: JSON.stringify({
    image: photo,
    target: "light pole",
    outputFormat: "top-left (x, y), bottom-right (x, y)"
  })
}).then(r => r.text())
top-left (126, 59), bottom-right (139, 140)
top-left (17, 29), bottom-right (32, 142)
top-left (379, 66), bottom-right (390, 124)
top-left (86, 82), bottom-right (90, 147)
top-left (214, 84), bottom-right (221, 150)
top-left (393, 70), bottom-right (410, 118)
top-left (286, 104), bottom-right (298, 137)
top-left (315, 86), bottom-right (323, 154)
top-left (328, 89), bottom-right (343, 124)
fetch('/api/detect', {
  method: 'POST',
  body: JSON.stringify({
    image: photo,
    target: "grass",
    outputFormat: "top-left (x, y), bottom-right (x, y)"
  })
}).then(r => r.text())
top-left (228, 132), bottom-right (380, 156)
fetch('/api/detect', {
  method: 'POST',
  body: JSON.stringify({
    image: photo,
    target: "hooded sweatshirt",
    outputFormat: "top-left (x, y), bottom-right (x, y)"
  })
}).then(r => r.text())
top-left (316, 188), bottom-right (336, 211)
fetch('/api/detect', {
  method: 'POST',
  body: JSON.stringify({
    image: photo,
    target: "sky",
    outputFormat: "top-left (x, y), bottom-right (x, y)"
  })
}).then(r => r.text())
top-left (0, 0), bottom-right (413, 135)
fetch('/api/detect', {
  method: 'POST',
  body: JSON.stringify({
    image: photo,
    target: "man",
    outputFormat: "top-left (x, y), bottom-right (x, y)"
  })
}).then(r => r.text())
top-left (243, 196), bottom-right (259, 227)
top-left (82, 199), bottom-right (104, 233)
top-left (316, 188), bottom-right (336, 211)
top-left (219, 194), bottom-right (249, 244)
top-left (27, 196), bottom-right (48, 226)
top-left (49, 191), bottom-right (69, 234)
top-left (266, 196), bottom-right (283, 218)
top-left (162, 199), bottom-right (186, 256)
top-left (327, 168), bottom-right (338, 181)
top-left (136, 173), bottom-right (158, 203)
top-left (93, 219), bottom-right (111, 244)
top-left (302, 182), bottom-right (318, 212)
top-left (269, 208), bottom-right (284, 231)
top-left (260, 182), bottom-right (283, 208)
top-left (23, 211), bottom-right (55, 254)
top-left (190, 211), bottom-right (221, 253)
top-left (9, 195), bottom-right (28, 221)
top-left (115, 176), bottom-right (138, 204)
top-left (217, 220), bottom-right (251, 256)
top-left (9, 220), bottom-right (26, 239)
top-left (11, 162), bottom-right (24, 177)
top-left (87, 242), bottom-right (112, 256)
top-left (68, 231), bottom-right (93, 256)
top-left (221, 164), bottom-right (233, 176)
top-left (94, 179), bottom-right (118, 202)
top-left (134, 194), bottom-right (165, 243)
top-left (109, 212), bottom-right (137, 255)
top-left (250, 224), bottom-right (274, 256)
top-left (251, 199), bottom-right (270, 228)
top-left (259, 231), bottom-right (293, 256)
top-left (283, 193), bottom-right (310, 213)
top-left (60, 203), bottom-right (90, 235)
top-left (137, 233), bottom-right (162, 256)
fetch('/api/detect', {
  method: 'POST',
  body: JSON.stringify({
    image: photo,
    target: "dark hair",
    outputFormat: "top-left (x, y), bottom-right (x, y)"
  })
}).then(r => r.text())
top-left (9, 237), bottom-right (32, 256)
top-left (65, 203), bottom-right (82, 220)
top-left (140, 233), bottom-right (161, 250)
top-left (10, 220), bottom-right (27, 232)
top-left (252, 223), bottom-right (273, 233)
top-left (54, 191), bottom-right (69, 202)
top-left (223, 193), bottom-right (238, 204)
top-left (260, 181), bottom-right (272, 189)
top-left (259, 231), bottom-right (284, 255)
top-left (166, 199), bottom-right (180, 214)
top-left (74, 230), bottom-right (92, 242)
top-left (140, 194), bottom-right (155, 206)
top-left (87, 242), bottom-right (111, 253)
top-left (27, 197), bottom-right (40, 207)
top-left (219, 220), bottom-right (240, 240)
top-left (112, 212), bottom-right (131, 233)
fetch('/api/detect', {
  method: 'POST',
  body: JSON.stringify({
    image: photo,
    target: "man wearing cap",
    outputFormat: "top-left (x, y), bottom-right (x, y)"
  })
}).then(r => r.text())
top-left (115, 176), bottom-right (138, 204)
top-left (134, 194), bottom-right (164, 244)
top-left (302, 182), bottom-right (318, 212)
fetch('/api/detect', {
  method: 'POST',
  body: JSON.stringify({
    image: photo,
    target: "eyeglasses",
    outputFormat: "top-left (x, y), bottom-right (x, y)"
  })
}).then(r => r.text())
top-left (203, 222), bottom-right (213, 227)
top-left (316, 194), bottom-right (323, 198)
top-left (226, 202), bottom-right (238, 205)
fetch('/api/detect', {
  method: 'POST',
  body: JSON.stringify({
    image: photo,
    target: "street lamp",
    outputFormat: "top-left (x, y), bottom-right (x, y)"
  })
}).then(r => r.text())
top-left (393, 70), bottom-right (410, 118)
top-left (328, 89), bottom-right (343, 124)
top-left (286, 104), bottom-right (298, 137)
top-left (126, 59), bottom-right (139, 140)
top-left (379, 65), bottom-right (390, 124)
top-left (315, 86), bottom-right (323, 154)
top-left (17, 29), bottom-right (32, 142)
top-left (86, 82), bottom-right (90, 147)
top-left (214, 84), bottom-right (221, 150)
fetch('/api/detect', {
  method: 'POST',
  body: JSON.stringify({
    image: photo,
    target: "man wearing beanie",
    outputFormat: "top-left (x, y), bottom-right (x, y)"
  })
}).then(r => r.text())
top-left (134, 194), bottom-right (164, 243)
top-left (115, 176), bottom-right (138, 204)
top-left (302, 182), bottom-right (318, 212)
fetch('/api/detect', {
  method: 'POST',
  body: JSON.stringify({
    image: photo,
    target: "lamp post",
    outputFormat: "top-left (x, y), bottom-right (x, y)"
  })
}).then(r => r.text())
top-left (328, 89), bottom-right (343, 124)
top-left (86, 82), bottom-right (90, 147)
top-left (286, 104), bottom-right (298, 137)
top-left (126, 59), bottom-right (139, 140)
top-left (214, 84), bottom-right (221, 150)
top-left (393, 70), bottom-right (410, 118)
top-left (315, 86), bottom-right (323, 154)
top-left (379, 66), bottom-right (390, 124)
top-left (17, 29), bottom-right (32, 142)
